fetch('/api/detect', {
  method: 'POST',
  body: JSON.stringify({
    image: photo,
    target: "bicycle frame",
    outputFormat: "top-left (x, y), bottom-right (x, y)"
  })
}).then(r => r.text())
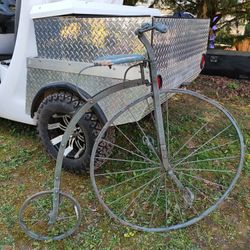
top-left (49, 28), bottom-right (187, 223)
top-left (19, 21), bottom-right (245, 240)
top-left (137, 32), bottom-right (170, 172)
top-left (49, 78), bottom-right (148, 223)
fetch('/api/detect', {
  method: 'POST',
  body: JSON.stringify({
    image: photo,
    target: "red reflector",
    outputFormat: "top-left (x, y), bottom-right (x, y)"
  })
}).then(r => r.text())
top-left (157, 75), bottom-right (162, 89)
top-left (200, 54), bottom-right (206, 69)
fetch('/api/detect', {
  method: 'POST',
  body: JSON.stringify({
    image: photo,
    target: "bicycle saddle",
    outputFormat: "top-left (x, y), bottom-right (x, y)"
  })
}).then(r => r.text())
top-left (94, 54), bottom-right (145, 66)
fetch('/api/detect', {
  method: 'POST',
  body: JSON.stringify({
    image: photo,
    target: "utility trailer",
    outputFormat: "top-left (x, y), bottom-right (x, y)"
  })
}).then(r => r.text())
top-left (0, 0), bottom-right (209, 172)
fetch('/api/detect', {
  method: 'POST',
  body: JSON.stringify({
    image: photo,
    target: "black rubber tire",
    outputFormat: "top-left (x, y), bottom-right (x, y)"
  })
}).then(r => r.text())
top-left (37, 92), bottom-right (114, 174)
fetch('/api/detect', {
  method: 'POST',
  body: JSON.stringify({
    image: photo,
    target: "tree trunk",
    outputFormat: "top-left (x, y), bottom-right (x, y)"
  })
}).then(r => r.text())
top-left (123, 0), bottom-right (137, 6)
top-left (197, 0), bottom-right (217, 19)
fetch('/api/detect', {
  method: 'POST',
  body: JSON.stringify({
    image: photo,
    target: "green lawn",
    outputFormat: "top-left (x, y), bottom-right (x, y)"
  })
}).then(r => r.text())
top-left (0, 75), bottom-right (249, 249)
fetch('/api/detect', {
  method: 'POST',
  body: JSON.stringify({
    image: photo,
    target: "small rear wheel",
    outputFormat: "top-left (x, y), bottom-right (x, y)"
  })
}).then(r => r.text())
top-left (90, 89), bottom-right (244, 232)
top-left (19, 191), bottom-right (81, 241)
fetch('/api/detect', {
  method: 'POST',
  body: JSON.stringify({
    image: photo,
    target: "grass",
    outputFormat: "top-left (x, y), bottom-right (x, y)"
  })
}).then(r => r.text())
top-left (0, 76), bottom-right (249, 249)
top-left (227, 82), bottom-right (240, 91)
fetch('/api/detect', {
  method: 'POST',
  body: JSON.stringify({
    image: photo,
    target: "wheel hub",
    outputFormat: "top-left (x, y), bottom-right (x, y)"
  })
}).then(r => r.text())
top-left (48, 114), bottom-right (86, 159)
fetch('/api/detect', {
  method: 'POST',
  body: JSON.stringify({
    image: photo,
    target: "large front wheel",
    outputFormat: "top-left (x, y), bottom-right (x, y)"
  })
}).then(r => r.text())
top-left (90, 89), bottom-right (244, 232)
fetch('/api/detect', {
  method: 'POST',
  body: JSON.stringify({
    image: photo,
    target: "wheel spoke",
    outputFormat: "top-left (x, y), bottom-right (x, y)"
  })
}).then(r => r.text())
top-left (30, 220), bottom-right (47, 228)
top-left (101, 168), bottom-right (159, 192)
top-left (34, 200), bottom-right (49, 214)
top-left (186, 181), bottom-right (214, 203)
top-left (143, 177), bottom-right (162, 205)
top-left (118, 175), bottom-right (155, 218)
top-left (77, 134), bottom-right (85, 142)
top-left (22, 218), bottom-right (48, 223)
top-left (23, 209), bottom-right (50, 226)
top-left (48, 122), bottom-right (66, 131)
top-left (57, 215), bottom-right (77, 221)
top-left (172, 120), bottom-right (213, 158)
top-left (30, 212), bottom-right (49, 226)
top-left (100, 139), bottom-right (159, 165)
top-left (113, 123), bottom-right (150, 161)
top-left (172, 139), bottom-right (238, 164)
top-left (175, 155), bottom-right (239, 166)
top-left (95, 166), bottom-right (161, 176)
top-left (51, 135), bottom-right (63, 145)
top-left (48, 112), bottom-right (86, 160)
top-left (175, 168), bottom-right (235, 173)
top-left (89, 89), bottom-right (243, 232)
top-left (94, 156), bottom-right (159, 165)
top-left (164, 175), bottom-right (168, 226)
top-left (74, 147), bottom-right (85, 159)
top-left (63, 115), bottom-right (71, 126)
top-left (107, 174), bottom-right (162, 206)
top-left (173, 124), bottom-right (232, 168)
top-left (127, 107), bottom-right (161, 162)
top-left (64, 146), bottom-right (74, 157)
top-left (175, 171), bottom-right (226, 189)
top-left (170, 181), bottom-right (184, 223)
top-left (149, 178), bottom-right (162, 226)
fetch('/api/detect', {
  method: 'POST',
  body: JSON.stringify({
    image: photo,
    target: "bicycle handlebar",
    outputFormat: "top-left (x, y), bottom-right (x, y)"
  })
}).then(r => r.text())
top-left (135, 22), bottom-right (167, 35)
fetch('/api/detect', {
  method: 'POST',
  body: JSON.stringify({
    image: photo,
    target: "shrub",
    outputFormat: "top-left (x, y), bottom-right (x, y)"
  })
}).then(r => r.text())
top-left (244, 22), bottom-right (250, 37)
top-left (216, 29), bottom-right (234, 45)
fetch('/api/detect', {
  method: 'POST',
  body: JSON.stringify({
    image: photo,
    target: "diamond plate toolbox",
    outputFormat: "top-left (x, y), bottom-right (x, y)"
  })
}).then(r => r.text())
top-left (152, 17), bottom-right (210, 89)
top-left (34, 16), bottom-right (150, 62)
top-left (28, 15), bottom-right (210, 124)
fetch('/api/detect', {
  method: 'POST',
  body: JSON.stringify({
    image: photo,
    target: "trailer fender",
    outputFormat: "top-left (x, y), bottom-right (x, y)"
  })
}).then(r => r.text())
top-left (30, 82), bottom-right (107, 124)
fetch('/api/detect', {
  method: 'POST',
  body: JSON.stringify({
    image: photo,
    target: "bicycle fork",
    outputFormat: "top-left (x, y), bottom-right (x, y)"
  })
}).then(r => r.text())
top-left (151, 73), bottom-right (194, 206)
top-left (150, 60), bottom-right (170, 172)
top-left (138, 32), bottom-right (195, 206)
top-left (147, 53), bottom-right (194, 207)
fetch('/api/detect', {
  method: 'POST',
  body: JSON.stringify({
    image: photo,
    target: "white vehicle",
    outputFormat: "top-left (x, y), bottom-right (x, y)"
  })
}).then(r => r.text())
top-left (0, 0), bottom-right (209, 172)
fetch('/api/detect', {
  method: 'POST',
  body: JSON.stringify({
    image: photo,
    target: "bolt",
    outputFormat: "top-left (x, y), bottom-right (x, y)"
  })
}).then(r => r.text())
top-left (168, 170), bottom-right (173, 175)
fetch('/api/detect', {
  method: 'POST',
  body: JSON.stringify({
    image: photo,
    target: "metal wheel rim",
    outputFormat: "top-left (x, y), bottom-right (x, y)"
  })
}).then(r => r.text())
top-left (19, 191), bottom-right (82, 241)
top-left (48, 114), bottom-right (86, 159)
top-left (90, 88), bottom-right (245, 232)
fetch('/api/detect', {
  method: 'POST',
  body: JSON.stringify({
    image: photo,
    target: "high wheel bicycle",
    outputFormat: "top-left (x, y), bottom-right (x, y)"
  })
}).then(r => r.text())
top-left (19, 23), bottom-right (245, 240)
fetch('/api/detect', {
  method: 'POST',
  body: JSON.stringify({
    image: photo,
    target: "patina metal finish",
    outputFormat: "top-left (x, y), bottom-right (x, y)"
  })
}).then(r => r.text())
top-left (19, 20), bottom-right (244, 241)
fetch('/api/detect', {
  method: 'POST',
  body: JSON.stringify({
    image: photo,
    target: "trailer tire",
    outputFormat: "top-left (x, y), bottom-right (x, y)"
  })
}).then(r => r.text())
top-left (37, 92), bottom-right (114, 174)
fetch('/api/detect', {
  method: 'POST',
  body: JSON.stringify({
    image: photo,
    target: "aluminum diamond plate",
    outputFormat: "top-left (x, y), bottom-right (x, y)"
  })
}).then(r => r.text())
top-left (27, 68), bottom-right (151, 125)
top-left (152, 17), bottom-right (210, 89)
top-left (34, 16), bottom-right (151, 63)
top-left (28, 16), bottom-right (210, 124)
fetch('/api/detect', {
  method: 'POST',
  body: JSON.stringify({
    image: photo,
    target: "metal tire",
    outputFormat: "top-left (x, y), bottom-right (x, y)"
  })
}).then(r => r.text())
top-left (19, 191), bottom-right (81, 241)
top-left (90, 88), bottom-right (244, 232)
top-left (37, 91), bottom-right (114, 173)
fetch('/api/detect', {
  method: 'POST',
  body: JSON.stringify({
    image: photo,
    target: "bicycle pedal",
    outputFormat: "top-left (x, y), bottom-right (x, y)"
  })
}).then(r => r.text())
top-left (183, 187), bottom-right (195, 207)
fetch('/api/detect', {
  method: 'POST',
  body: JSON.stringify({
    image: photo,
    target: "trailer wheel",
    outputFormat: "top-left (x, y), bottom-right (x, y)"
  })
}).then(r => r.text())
top-left (37, 92), bottom-right (114, 174)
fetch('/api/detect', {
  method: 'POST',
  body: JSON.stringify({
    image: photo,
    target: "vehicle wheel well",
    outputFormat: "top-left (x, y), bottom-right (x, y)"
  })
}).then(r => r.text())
top-left (31, 82), bottom-right (107, 124)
